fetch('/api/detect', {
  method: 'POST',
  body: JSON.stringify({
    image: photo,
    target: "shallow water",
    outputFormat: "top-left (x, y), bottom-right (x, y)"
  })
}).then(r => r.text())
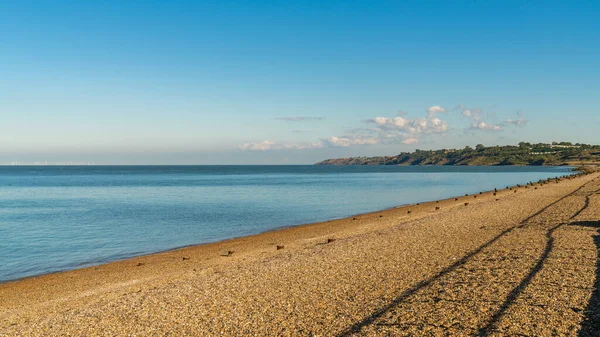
top-left (0, 165), bottom-right (571, 282)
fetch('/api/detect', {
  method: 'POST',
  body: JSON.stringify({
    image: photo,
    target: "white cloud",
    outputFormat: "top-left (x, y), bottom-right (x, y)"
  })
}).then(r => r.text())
top-left (426, 105), bottom-right (446, 117)
top-left (326, 136), bottom-right (352, 147)
top-left (470, 121), bottom-right (502, 131)
top-left (503, 118), bottom-right (528, 127)
top-left (286, 142), bottom-right (325, 150)
top-left (373, 116), bottom-right (408, 129)
top-left (365, 114), bottom-right (448, 145)
top-left (327, 136), bottom-right (379, 147)
top-left (426, 117), bottom-right (448, 133)
top-left (402, 138), bottom-right (419, 145)
top-left (239, 140), bottom-right (276, 151)
top-left (459, 106), bottom-right (482, 120)
top-left (240, 140), bottom-right (324, 151)
top-left (367, 116), bottom-right (448, 135)
top-left (459, 105), bottom-right (529, 132)
top-left (502, 113), bottom-right (528, 127)
top-left (240, 135), bottom-right (381, 151)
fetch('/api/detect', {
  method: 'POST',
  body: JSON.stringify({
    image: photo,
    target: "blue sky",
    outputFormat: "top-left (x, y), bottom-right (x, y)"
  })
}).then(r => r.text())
top-left (1, 0), bottom-right (598, 164)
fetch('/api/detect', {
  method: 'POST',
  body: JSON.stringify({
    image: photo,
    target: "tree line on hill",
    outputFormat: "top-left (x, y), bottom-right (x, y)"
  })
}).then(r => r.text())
top-left (315, 142), bottom-right (600, 166)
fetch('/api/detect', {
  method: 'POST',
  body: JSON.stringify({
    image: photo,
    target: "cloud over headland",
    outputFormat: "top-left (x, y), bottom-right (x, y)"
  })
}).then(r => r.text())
top-left (240, 104), bottom-right (529, 151)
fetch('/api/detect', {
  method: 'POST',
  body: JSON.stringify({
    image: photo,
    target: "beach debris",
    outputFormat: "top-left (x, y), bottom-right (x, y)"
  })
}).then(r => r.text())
top-left (514, 190), bottom-right (517, 193)
top-left (464, 203), bottom-right (469, 206)
top-left (136, 262), bottom-right (145, 267)
top-left (352, 217), bottom-right (357, 220)
top-left (496, 199), bottom-right (500, 201)
top-left (219, 250), bottom-right (235, 257)
top-left (435, 206), bottom-right (440, 211)
top-left (436, 201), bottom-right (439, 203)
top-left (535, 187), bottom-right (538, 190)
top-left (379, 215), bottom-right (383, 217)
top-left (455, 198), bottom-right (459, 201)
top-left (493, 193), bottom-right (497, 196)
top-left (473, 195), bottom-right (477, 198)
top-left (479, 192), bottom-right (483, 194)
top-left (276, 245), bottom-right (285, 250)
top-left (407, 210), bottom-right (412, 214)
top-left (327, 238), bottom-right (336, 244)
top-left (182, 257), bottom-right (190, 261)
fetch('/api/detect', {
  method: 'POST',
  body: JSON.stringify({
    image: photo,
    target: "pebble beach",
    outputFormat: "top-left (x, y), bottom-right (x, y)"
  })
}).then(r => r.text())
top-left (1, 171), bottom-right (600, 336)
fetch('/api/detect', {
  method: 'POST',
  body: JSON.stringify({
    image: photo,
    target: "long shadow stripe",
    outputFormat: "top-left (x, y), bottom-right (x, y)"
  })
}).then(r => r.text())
top-left (478, 187), bottom-right (600, 336)
top-left (578, 229), bottom-right (600, 336)
top-left (477, 223), bottom-right (563, 336)
top-left (336, 178), bottom-right (595, 336)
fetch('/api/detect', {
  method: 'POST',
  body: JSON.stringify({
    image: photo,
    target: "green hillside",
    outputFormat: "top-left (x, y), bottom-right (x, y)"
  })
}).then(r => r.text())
top-left (316, 142), bottom-right (600, 166)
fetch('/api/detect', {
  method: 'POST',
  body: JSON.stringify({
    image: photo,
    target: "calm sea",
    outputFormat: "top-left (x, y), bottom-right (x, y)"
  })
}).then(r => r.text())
top-left (0, 165), bottom-right (572, 282)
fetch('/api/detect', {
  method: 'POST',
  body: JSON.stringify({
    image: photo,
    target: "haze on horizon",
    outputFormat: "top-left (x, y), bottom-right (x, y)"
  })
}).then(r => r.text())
top-left (1, 1), bottom-right (599, 165)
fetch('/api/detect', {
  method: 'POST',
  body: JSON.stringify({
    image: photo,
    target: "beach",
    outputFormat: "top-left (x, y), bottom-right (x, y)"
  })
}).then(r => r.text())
top-left (1, 171), bottom-right (599, 336)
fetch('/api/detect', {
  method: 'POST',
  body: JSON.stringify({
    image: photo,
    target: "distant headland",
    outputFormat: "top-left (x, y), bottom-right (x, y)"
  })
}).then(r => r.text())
top-left (316, 142), bottom-right (600, 166)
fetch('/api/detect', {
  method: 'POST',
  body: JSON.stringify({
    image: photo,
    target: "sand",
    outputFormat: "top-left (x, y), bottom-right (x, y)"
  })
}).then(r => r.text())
top-left (1, 171), bottom-right (599, 336)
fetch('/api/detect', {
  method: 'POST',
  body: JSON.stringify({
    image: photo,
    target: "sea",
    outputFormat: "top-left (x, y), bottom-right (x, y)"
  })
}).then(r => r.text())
top-left (0, 165), bottom-right (573, 283)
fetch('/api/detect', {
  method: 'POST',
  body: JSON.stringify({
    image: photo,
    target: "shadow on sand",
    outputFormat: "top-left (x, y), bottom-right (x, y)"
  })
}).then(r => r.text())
top-left (335, 183), bottom-right (594, 337)
top-left (574, 220), bottom-right (600, 337)
top-left (478, 190), bottom-right (597, 336)
top-left (476, 223), bottom-right (563, 336)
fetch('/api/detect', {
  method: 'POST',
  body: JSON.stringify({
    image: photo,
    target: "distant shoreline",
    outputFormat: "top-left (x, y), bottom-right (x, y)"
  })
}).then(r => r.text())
top-left (315, 162), bottom-right (599, 168)
top-left (315, 142), bottom-right (600, 167)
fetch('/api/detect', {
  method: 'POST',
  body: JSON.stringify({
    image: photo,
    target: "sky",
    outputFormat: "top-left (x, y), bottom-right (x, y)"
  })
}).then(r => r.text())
top-left (1, 0), bottom-right (599, 164)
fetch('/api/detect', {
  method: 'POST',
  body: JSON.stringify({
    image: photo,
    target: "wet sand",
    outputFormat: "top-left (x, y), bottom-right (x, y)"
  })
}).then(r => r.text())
top-left (1, 172), bottom-right (600, 336)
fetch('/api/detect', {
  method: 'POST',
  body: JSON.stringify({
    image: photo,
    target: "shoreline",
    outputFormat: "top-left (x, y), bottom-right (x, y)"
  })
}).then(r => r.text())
top-left (0, 171), bottom-right (576, 286)
top-left (2, 171), bottom-right (597, 335)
